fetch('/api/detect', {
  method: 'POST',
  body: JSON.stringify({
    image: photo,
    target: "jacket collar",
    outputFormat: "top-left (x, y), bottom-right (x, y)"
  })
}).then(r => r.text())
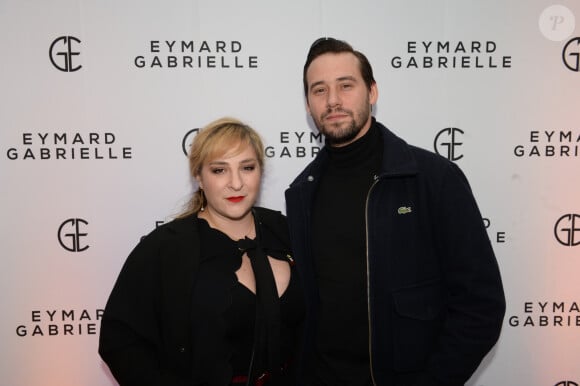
top-left (375, 118), bottom-right (419, 178)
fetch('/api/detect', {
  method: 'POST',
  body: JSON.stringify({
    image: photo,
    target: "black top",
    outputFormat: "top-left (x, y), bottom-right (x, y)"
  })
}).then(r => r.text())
top-left (197, 218), bottom-right (304, 380)
top-left (99, 208), bottom-right (299, 386)
top-left (311, 123), bottom-right (382, 385)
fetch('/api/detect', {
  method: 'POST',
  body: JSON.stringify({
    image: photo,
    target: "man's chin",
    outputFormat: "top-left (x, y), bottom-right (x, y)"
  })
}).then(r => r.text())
top-left (326, 133), bottom-right (359, 146)
top-left (321, 127), bottom-right (360, 146)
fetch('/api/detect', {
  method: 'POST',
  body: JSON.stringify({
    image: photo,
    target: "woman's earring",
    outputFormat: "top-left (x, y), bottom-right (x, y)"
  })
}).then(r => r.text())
top-left (200, 189), bottom-right (205, 212)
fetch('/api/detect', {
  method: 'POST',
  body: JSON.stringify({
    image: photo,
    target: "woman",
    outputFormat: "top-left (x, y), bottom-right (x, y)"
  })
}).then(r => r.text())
top-left (99, 117), bottom-right (304, 385)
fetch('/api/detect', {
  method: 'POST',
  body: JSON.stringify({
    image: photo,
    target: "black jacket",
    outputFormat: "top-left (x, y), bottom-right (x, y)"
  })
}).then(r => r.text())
top-left (285, 119), bottom-right (506, 385)
top-left (98, 207), bottom-right (292, 386)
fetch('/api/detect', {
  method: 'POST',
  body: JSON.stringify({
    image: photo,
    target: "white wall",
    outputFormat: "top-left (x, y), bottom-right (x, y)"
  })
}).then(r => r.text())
top-left (1, 1), bottom-right (579, 385)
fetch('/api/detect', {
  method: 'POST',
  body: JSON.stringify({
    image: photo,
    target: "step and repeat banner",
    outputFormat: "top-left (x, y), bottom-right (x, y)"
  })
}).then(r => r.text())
top-left (1, 1), bottom-right (579, 385)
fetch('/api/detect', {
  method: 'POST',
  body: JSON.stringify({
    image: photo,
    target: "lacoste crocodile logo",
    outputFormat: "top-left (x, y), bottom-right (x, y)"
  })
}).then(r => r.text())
top-left (397, 206), bottom-right (412, 215)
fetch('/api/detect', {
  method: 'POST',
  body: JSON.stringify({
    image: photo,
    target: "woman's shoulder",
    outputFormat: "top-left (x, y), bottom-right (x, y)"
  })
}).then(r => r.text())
top-left (121, 215), bottom-right (201, 274)
top-left (253, 206), bottom-right (287, 227)
top-left (253, 207), bottom-right (290, 250)
top-left (142, 214), bottom-right (199, 241)
top-left (129, 215), bottom-right (201, 262)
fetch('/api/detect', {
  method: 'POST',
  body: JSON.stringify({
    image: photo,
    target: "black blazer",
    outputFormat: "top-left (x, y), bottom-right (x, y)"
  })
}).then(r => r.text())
top-left (99, 207), bottom-right (292, 386)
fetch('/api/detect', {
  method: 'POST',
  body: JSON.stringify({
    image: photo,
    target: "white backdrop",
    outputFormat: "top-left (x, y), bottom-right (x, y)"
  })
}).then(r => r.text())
top-left (1, 1), bottom-right (579, 385)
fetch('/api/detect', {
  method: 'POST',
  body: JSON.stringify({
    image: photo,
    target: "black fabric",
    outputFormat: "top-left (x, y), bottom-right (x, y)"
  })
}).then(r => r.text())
top-left (311, 123), bottom-right (382, 385)
top-left (196, 214), bottom-right (301, 383)
top-left (195, 219), bottom-right (254, 379)
top-left (238, 234), bottom-right (281, 383)
top-left (225, 283), bottom-right (256, 376)
top-left (285, 119), bottom-right (506, 385)
top-left (98, 207), bottom-right (304, 386)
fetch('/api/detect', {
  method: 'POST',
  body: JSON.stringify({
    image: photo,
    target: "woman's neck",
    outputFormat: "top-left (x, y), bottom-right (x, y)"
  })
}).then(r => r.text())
top-left (198, 209), bottom-right (255, 240)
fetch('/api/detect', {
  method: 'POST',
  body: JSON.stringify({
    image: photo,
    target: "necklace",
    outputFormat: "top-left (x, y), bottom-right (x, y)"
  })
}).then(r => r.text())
top-left (230, 217), bottom-right (255, 240)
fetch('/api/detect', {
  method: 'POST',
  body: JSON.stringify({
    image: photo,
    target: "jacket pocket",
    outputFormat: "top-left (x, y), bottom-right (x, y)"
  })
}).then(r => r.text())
top-left (391, 280), bottom-right (445, 372)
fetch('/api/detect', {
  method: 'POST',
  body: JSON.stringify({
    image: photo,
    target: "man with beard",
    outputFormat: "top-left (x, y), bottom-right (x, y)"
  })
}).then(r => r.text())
top-left (285, 37), bottom-right (505, 386)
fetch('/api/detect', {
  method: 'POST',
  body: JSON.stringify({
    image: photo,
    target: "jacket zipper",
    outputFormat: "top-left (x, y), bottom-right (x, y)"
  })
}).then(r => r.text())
top-left (365, 174), bottom-right (380, 386)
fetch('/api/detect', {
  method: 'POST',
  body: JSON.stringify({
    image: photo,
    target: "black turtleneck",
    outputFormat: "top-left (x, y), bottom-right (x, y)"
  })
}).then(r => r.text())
top-left (311, 121), bottom-right (383, 386)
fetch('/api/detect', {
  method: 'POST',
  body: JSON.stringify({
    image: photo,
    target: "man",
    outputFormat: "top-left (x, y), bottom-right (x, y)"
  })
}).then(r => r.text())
top-left (285, 37), bottom-right (505, 386)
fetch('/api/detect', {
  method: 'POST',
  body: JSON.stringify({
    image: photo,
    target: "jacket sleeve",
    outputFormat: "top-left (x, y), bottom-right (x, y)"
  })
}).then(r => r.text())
top-left (419, 162), bottom-right (506, 385)
top-left (98, 233), bottom-right (190, 386)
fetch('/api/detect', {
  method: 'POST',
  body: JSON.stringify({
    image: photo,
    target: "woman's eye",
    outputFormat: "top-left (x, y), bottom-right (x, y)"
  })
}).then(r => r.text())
top-left (243, 165), bottom-right (256, 171)
top-left (211, 168), bottom-right (225, 174)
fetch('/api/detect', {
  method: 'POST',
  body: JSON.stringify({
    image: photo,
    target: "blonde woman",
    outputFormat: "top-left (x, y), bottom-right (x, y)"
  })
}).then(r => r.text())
top-left (99, 117), bottom-right (304, 386)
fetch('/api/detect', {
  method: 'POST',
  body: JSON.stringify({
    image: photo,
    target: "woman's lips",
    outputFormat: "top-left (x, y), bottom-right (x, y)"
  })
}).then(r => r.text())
top-left (227, 196), bottom-right (244, 203)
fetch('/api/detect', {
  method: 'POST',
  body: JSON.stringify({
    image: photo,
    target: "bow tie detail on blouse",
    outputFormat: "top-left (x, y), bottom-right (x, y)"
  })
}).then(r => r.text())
top-left (237, 234), bottom-right (281, 382)
top-left (237, 236), bottom-right (257, 254)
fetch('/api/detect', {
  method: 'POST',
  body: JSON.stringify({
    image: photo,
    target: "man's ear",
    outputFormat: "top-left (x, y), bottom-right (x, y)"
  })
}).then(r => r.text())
top-left (369, 82), bottom-right (378, 105)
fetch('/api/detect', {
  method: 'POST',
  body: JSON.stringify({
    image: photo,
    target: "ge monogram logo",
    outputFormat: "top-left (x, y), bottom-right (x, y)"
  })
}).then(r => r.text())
top-left (49, 36), bottom-right (82, 72)
top-left (434, 128), bottom-right (464, 161)
top-left (554, 214), bottom-right (580, 247)
top-left (555, 381), bottom-right (579, 386)
top-left (562, 37), bottom-right (580, 72)
top-left (58, 218), bottom-right (89, 252)
top-left (182, 128), bottom-right (199, 156)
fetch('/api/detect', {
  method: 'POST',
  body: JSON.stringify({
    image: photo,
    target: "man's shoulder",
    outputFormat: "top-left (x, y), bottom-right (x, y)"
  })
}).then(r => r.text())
top-left (287, 150), bottom-right (328, 188)
top-left (376, 121), bottom-right (452, 174)
top-left (408, 143), bottom-right (452, 166)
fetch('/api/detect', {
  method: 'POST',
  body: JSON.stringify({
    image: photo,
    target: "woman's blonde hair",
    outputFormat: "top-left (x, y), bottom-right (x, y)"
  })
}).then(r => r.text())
top-left (178, 117), bottom-right (265, 217)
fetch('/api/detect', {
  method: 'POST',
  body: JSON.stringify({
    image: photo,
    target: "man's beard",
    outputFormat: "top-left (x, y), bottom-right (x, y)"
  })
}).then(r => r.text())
top-left (321, 118), bottom-right (360, 146)
top-left (316, 105), bottom-right (370, 146)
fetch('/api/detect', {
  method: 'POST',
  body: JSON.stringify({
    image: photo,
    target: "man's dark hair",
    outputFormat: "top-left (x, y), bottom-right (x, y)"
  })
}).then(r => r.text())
top-left (303, 37), bottom-right (376, 98)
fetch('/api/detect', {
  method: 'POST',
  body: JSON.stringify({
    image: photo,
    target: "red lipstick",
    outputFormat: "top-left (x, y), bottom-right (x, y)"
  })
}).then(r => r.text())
top-left (227, 196), bottom-right (244, 203)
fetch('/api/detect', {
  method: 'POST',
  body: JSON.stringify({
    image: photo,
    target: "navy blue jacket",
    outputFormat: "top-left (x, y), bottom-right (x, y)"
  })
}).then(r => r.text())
top-left (285, 119), bottom-right (505, 385)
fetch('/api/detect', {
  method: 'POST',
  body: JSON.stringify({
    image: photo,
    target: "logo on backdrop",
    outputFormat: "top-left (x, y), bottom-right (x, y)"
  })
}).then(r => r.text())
top-left (15, 309), bottom-right (103, 337)
top-left (265, 130), bottom-right (322, 159)
top-left (182, 128), bottom-right (200, 156)
top-left (49, 36), bottom-right (82, 72)
top-left (538, 5), bottom-right (576, 42)
top-left (434, 128), bottom-right (464, 161)
top-left (513, 130), bottom-right (580, 158)
top-left (508, 301), bottom-right (580, 327)
top-left (181, 128), bottom-right (322, 159)
top-left (554, 214), bottom-right (580, 247)
top-left (5, 131), bottom-right (133, 160)
top-left (389, 40), bottom-right (512, 69)
top-left (563, 37), bottom-right (580, 72)
top-left (555, 382), bottom-right (579, 386)
top-left (58, 218), bottom-right (89, 252)
top-left (135, 40), bottom-right (258, 69)
top-left (483, 217), bottom-right (506, 244)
